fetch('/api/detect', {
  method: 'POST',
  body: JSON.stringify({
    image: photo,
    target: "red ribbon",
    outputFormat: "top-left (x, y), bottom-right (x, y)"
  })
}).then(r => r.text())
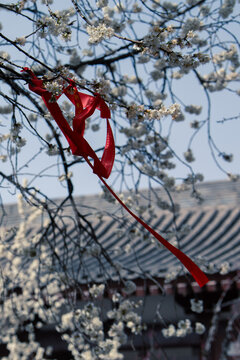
top-left (21, 68), bottom-right (209, 287)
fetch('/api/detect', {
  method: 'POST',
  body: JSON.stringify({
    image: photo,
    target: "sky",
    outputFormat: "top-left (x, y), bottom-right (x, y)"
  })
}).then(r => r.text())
top-left (0, 0), bottom-right (239, 204)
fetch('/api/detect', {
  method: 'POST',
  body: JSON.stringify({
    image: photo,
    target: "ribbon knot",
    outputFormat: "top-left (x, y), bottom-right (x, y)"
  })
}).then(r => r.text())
top-left (22, 67), bottom-right (115, 178)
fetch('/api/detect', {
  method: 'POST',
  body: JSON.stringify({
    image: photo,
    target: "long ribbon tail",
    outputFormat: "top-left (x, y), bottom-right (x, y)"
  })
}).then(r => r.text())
top-left (85, 158), bottom-right (208, 287)
top-left (101, 177), bottom-right (209, 287)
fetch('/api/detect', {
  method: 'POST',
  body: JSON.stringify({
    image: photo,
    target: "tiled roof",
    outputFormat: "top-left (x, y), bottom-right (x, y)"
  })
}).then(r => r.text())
top-left (1, 180), bottom-right (240, 283)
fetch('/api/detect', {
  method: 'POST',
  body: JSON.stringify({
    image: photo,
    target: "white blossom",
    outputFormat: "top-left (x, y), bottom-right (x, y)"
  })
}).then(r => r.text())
top-left (0, 155), bottom-right (7, 162)
top-left (82, 48), bottom-right (94, 57)
top-left (228, 173), bottom-right (239, 181)
top-left (178, 319), bottom-right (192, 334)
top-left (219, 0), bottom-right (236, 18)
top-left (190, 299), bottom-right (203, 313)
top-left (200, 5), bottom-right (210, 16)
top-left (46, 145), bottom-right (60, 156)
top-left (190, 120), bottom-right (200, 129)
top-left (132, 3), bottom-right (142, 13)
top-left (195, 322), bottom-right (206, 335)
top-left (0, 51), bottom-right (10, 60)
top-left (103, 6), bottom-right (115, 18)
top-left (96, 0), bottom-right (108, 8)
top-left (219, 261), bottom-right (231, 274)
top-left (164, 266), bottom-right (181, 282)
top-left (0, 105), bottom-right (12, 114)
top-left (185, 105), bottom-right (202, 115)
top-left (15, 36), bottom-right (26, 46)
top-left (58, 172), bottom-right (73, 182)
top-left (89, 284), bottom-right (105, 298)
top-left (184, 149), bottom-right (195, 162)
top-left (150, 70), bottom-right (164, 81)
top-left (44, 80), bottom-right (63, 96)
top-left (28, 113), bottom-right (38, 122)
top-left (122, 280), bottom-right (136, 295)
top-left (87, 23), bottom-right (114, 44)
top-left (181, 18), bottom-right (203, 37)
top-left (162, 324), bottom-right (176, 338)
top-left (161, 2), bottom-right (178, 11)
top-left (112, 293), bottom-right (122, 303)
top-left (111, 86), bottom-right (127, 97)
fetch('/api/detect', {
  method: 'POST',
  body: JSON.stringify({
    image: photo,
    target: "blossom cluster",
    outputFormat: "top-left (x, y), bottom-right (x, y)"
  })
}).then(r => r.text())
top-left (219, 0), bottom-right (236, 18)
top-left (37, 8), bottom-right (75, 41)
top-left (97, 4), bottom-right (126, 33)
top-left (195, 256), bottom-right (231, 275)
top-left (162, 319), bottom-right (205, 338)
top-left (0, 121), bottom-right (27, 162)
top-left (213, 45), bottom-right (239, 68)
top-left (57, 296), bottom-right (144, 359)
top-left (202, 45), bottom-right (240, 92)
top-left (124, 102), bottom-right (184, 122)
top-left (0, 196), bottom-right (57, 359)
top-left (107, 299), bottom-right (144, 335)
top-left (134, 20), bottom-right (210, 75)
top-left (87, 23), bottom-right (115, 44)
top-left (10, 123), bottom-right (26, 148)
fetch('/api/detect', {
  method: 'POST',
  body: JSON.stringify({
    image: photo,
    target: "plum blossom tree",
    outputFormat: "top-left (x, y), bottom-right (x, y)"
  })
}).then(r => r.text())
top-left (0, 0), bottom-right (239, 359)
